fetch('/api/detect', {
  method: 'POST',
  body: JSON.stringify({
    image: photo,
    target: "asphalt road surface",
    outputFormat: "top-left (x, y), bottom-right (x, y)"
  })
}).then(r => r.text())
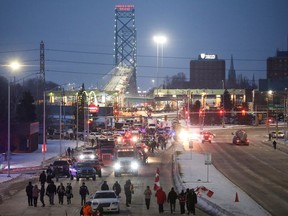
top-left (196, 126), bottom-right (288, 216)
top-left (0, 145), bottom-right (209, 216)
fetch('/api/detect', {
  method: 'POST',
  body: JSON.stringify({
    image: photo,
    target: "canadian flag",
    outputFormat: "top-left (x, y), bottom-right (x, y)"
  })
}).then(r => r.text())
top-left (154, 167), bottom-right (160, 191)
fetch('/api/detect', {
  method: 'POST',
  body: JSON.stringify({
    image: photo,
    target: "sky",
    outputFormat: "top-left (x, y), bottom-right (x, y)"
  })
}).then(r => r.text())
top-left (0, 0), bottom-right (288, 92)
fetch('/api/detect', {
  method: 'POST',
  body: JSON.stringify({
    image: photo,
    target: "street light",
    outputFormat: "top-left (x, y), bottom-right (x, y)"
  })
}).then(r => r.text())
top-left (7, 61), bottom-right (21, 177)
top-left (153, 35), bottom-right (167, 95)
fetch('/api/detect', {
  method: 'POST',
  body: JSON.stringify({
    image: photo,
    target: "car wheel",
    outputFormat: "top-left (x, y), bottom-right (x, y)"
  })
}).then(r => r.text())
top-left (134, 172), bottom-right (138, 177)
top-left (92, 176), bottom-right (96, 181)
top-left (70, 174), bottom-right (73, 180)
top-left (86, 177), bottom-right (89, 180)
top-left (98, 171), bottom-right (102, 177)
top-left (76, 176), bottom-right (79, 181)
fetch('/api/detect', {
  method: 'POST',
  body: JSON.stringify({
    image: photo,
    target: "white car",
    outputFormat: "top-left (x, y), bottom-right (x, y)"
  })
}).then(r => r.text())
top-left (79, 150), bottom-right (96, 160)
top-left (90, 190), bottom-right (120, 213)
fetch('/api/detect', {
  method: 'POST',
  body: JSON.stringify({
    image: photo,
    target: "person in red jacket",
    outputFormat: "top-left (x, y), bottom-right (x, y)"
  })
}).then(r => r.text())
top-left (155, 187), bottom-right (166, 213)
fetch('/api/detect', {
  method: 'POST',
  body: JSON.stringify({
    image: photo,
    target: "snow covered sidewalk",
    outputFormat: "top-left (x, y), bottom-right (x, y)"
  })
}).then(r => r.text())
top-left (173, 144), bottom-right (271, 216)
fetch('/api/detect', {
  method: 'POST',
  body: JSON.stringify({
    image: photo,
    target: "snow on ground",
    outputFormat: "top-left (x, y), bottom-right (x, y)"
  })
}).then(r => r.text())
top-left (0, 133), bottom-right (273, 216)
top-left (173, 140), bottom-right (271, 216)
top-left (0, 140), bottom-right (82, 183)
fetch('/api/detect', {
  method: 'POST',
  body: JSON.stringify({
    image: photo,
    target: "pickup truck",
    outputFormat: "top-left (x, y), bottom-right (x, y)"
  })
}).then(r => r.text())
top-left (51, 159), bottom-right (70, 181)
top-left (69, 162), bottom-right (96, 181)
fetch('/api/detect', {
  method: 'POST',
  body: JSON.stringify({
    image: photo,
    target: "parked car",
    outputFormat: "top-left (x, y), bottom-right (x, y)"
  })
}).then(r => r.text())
top-left (90, 190), bottom-right (120, 213)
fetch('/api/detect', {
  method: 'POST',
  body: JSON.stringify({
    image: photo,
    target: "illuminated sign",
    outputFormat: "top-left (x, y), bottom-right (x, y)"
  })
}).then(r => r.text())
top-left (199, 53), bottom-right (217, 60)
top-left (115, 5), bottom-right (134, 11)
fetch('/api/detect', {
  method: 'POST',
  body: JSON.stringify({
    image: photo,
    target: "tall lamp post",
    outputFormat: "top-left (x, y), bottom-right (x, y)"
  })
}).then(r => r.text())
top-left (153, 35), bottom-right (167, 95)
top-left (7, 61), bottom-right (21, 177)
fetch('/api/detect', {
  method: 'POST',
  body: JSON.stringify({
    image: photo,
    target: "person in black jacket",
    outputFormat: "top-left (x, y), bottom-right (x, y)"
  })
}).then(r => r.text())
top-left (46, 181), bottom-right (57, 205)
top-left (186, 188), bottom-right (197, 215)
top-left (167, 187), bottom-right (178, 213)
top-left (101, 181), bottom-right (109, 190)
top-left (124, 179), bottom-right (133, 207)
top-left (112, 181), bottom-right (121, 196)
top-left (79, 182), bottom-right (89, 206)
top-left (40, 185), bottom-right (45, 207)
top-left (39, 171), bottom-right (46, 186)
top-left (57, 182), bottom-right (66, 205)
top-left (26, 181), bottom-right (33, 206)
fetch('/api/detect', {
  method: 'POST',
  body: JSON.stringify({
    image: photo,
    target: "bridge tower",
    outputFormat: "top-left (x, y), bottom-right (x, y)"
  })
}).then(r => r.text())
top-left (114, 4), bottom-right (137, 95)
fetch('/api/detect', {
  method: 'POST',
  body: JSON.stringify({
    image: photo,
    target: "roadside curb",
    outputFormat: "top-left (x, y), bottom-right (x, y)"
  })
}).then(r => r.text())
top-left (172, 148), bottom-right (234, 216)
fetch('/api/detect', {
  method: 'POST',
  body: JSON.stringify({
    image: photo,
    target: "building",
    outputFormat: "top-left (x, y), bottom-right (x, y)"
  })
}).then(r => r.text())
top-left (259, 50), bottom-right (288, 91)
top-left (190, 53), bottom-right (225, 89)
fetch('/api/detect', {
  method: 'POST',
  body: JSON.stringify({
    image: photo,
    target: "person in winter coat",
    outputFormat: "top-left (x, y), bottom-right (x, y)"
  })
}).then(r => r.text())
top-left (112, 181), bottom-right (121, 196)
top-left (167, 187), bottom-right (178, 213)
top-left (82, 201), bottom-right (93, 216)
top-left (39, 171), bottom-right (46, 186)
top-left (186, 188), bottom-right (197, 215)
top-left (79, 182), bottom-right (90, 206)
top-left (185, 188), bottom-right (190, 212)
top-left (155, 187), bottom-right (166, 214)
top-left (101, 181), bottom-right (109, 190)
top-left (178, 190), bottom-right (186, 214)
top-left (65, 182), bottom-right (73, 204)
top-left (40, 184), bottom-right (45, 207)
top-left (32, 185), bottom-right (40, 207)
top-left (26, 181), bottom-right (33, 206)
top-left (124, 179), bottom-right (133, 207)
top-left (57, 182), bottom-right (66, 205)
top-left (144, 185), bottom-right (152, 210)
top-left (46, 181), bottom-right (57, 205)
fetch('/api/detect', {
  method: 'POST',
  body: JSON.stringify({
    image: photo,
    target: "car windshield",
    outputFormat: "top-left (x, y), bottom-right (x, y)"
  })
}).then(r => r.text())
top-left (76, 163), bottom-right (91, 167)
top-left (53, 161), bottom-right (68, 166)
top-left (118, 151), bottom-right (134, 157)
top-left (94, 192), bottom-right (116, 199)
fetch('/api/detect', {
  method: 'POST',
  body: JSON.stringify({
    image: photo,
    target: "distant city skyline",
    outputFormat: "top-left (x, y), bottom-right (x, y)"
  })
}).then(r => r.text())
top-left (0, 0), bottom-right (288, 91)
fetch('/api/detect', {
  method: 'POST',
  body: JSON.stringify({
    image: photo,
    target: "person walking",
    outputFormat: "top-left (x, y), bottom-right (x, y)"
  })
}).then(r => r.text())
top-left (273, 140), bottom-right (277, 150)
top-left (79, 182), bottom-right (90, 206)
top-left (155, 187), bottom-right (166, 214)
top-left (39, 171), bottom-right (46, 187)
top-left (167, 187), bottom-right (178, 213)
top-left (186, 188), bottom-right (197, 215)
top-left (25, 181), bottom-right (33, 206)
top-left (112, 181), bottom-right (121, 196)
top-left (57, 182), bottom-right (66, 205)
top-left (178, 190), bottom-right (186, 214)
top-left (32, 185), bottom-right (40, 207)
top-left (65, 182), bottom-right (73, 204)
top-left (185, 188), bottom-right (190, 213)
top-left (40, 184), bottom-right (45, 207)
top-left (124, 179), bottom-right (133, 207)
top-left (67, 147), bottom-right (71, 157)
top-left (46, 180), bottom-right (57, 205)
top-left (82, 201), bottom-right (93, 216)
top-left (101, 181), bottom-right (109, 190)
top-left (144, 185), bottom-right (152, 210)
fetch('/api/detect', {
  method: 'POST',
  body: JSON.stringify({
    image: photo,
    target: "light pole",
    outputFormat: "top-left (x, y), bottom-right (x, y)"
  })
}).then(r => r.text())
top-left (222, 80), bottom-right (225, 128)
top-left (153, 35), bottom-right (167, 95)
top-left (7, 61), bottom-right (21, 177)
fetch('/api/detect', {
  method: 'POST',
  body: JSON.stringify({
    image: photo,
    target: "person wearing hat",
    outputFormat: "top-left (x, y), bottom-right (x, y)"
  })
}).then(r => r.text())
top-left (79, 182), bottom-right (89, 206)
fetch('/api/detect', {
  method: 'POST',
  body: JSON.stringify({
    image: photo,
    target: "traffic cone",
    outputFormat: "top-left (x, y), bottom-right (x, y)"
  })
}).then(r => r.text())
top-left (235, 192), bottom-right (239, 202)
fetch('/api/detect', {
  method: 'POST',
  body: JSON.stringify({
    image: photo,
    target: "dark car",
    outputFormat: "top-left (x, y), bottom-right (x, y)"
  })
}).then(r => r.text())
top-left (51, 159), bottom-right (70, 181)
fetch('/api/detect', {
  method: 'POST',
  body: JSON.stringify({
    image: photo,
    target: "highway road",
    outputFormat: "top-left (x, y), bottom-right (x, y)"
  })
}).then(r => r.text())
top-left (0, 145), bottom-right (209, 216)
top-left (197, 126), bottom-right (288, 216)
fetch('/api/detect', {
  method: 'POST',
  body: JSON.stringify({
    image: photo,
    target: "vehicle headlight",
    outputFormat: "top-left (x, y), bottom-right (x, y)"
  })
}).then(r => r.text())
top-left (77, 169), bottom-right (82, 173)
top-left (132, 136), bottom-right (138, 142)
top-left (131, 161), bottom-right (139, 170)
top-left (79, 155), bottom-right (84, 160)
top-left (114, 162), bottom-right (121, 170)
top-left (144, 148), bottom-right (148, 153)
top-left (111, 201), bottom-right (119, 205)
top-left (117, 137), bottom-right (122, 142)
top-left (90, 155), bottom-right (95, 159)
top-left (179, 130), bottom-right (189, 140)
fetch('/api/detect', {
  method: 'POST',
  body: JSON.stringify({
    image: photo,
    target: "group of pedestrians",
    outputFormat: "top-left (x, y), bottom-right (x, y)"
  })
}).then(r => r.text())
top-left (145, 186), bottom-right (197, 215)
top-left (26, 170), bottom-right (74, 208)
